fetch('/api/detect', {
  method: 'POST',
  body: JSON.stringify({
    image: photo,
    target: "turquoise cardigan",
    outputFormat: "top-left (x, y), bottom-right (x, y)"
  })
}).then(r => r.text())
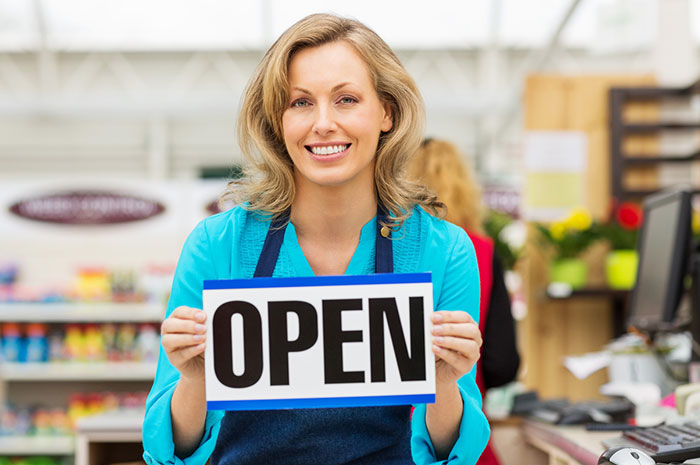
top-left (142, 205), bottom-right (489, 465)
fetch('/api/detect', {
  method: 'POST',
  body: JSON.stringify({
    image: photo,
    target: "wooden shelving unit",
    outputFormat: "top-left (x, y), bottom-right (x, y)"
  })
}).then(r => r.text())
top-left (609, 79), bottom-right (700, 200)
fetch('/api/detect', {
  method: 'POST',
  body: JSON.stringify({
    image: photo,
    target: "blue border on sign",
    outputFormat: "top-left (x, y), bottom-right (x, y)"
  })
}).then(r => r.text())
top-left (207, 393), bottom-right (435, 411)
top-left (204, 272), bottom-right (431, 290)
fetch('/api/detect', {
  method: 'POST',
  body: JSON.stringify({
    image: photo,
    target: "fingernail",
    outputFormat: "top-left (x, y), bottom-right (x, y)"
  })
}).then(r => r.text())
top-left (195, 324), bottom-right (205, 333)
top-left (195, 312), bottom-right (206, 321)
top-left (433, 345), bottom-right (441, 353)
top-left (433, 325), bottom-right (442, 335)
top-left (193, 334), bottom-right (204, 342)
top-left (432, 313), bottom-right (443, 322)
top-left (434, 336), bottom-right (444, 344)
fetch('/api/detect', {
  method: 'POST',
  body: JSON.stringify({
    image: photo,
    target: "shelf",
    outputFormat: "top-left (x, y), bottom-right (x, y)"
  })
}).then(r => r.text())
top-left (0, 303), bottom-right (164, 322)
top-left (624, 150), bottom-right (700, 164)
top-left (622, 122), bottom-right (700, 133)
top-left (622, 188), bottom-right (700, 198)
top-left (0, 362), bottom-right (157, 381)
top-left (0, 435), bottom-right (74, 455)
top-left (546, 284), bottom-right (630, 300)
top-left (76, 409), bottom-right (144, 433)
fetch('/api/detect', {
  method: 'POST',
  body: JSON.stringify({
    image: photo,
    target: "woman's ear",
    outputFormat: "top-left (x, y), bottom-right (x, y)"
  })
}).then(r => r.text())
top-left (381, 102), bottom-right (393, 133)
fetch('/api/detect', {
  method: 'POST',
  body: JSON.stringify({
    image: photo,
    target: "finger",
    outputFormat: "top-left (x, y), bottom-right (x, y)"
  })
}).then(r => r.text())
top-left (433, 345), bottom-right (475, 374)
top-left (433, 336), bottom-right (481, 359)
top-left (432, 322), bottom-right (481, 341)
top-left (170, 342), bottom-right (206, 363)
top-left (171, 306), bottom-right (206, 323)
top-left (162, 333), bottom-right (206, 352)
top-left (431, 310), bottom-right (475, 325)
top-left (161, 317), bottom-right (206, 336)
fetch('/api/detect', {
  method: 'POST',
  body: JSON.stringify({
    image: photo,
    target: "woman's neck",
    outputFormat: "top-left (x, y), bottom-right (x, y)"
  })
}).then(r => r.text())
top-left (290, 181), bottom-right (377, 245)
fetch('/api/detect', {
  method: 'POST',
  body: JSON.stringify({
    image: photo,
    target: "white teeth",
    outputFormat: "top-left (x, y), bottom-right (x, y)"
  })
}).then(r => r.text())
top-left (310, 144), bottom-right (348, 155)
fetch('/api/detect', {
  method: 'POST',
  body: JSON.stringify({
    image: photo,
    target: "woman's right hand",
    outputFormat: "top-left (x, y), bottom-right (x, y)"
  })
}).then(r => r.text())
top-left (161, 306), bottom-right (207, 381)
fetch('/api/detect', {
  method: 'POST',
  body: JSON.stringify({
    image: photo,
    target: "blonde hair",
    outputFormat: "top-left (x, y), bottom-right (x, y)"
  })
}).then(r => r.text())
top-left (407, 139), bottom-right (485, 235)
top-left (223, 13), bottom-right (443, 228)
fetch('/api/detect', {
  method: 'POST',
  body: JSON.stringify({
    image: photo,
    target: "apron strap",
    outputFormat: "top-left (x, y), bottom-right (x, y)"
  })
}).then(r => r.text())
top-left (375, 205), bottom-right (393, 274)
top-left (254, 205), bottom-right (393, 278)
top-left (253, 211), bottom-right (290, 278)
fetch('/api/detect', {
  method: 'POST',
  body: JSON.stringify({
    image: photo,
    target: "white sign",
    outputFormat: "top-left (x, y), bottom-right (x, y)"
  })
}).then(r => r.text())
top-left (203, 273), bottom-right (435, 411)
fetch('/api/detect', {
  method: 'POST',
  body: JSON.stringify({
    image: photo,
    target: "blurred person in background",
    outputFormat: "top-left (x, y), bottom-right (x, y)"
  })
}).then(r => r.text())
top-left (143, 14), bottom-right (489, 465)
top-left (408, 138), bottom-right (520, 465)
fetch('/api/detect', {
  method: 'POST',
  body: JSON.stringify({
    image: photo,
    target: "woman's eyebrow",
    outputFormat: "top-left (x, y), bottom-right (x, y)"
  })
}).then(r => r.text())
top-left (290, 86), bottom-right (311, 95)
top-left (290, 82), bottom-right (356, 95)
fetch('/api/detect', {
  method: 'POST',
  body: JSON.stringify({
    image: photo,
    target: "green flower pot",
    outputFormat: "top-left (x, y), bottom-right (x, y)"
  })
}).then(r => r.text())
top-left (549, 258), bottom-right (588, 289)
top-left (605, 249), bottom-right (638, 289)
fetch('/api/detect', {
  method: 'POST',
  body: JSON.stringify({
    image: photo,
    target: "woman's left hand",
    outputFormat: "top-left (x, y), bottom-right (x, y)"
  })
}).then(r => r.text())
top-left (431, 310), bottom-right (482, 386)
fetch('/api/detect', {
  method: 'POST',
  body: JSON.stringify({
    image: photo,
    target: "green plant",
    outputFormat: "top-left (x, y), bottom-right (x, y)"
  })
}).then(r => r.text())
top-left (483, 210), bottom-right (524, 270)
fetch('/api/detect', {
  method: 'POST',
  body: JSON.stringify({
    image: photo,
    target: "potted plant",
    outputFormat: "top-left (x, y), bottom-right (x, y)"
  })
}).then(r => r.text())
top-left (483, 210), bottom-right (525, 271)
top-left (600, 202), bottom-right (642, 289)
top-left (536, 208), bottom-right (599, 289)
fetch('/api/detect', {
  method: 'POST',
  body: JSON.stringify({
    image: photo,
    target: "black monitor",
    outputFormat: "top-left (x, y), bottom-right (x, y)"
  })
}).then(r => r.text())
top-left (626, 188), bottom-right (692, 330)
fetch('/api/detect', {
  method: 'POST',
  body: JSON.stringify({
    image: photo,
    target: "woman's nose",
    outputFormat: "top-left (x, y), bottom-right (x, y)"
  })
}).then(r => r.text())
top-left (312, 104), bottom-right (337, 135)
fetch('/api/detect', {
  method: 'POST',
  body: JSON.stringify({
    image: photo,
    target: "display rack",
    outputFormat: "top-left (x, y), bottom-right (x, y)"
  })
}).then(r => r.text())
top-left (0, 303), bottom-right (164, 322)
top-left (0, 436), bottom-right (75, 455)
top-left (0, 362), bottom-right (156, 381)
top-left (0, 303), bottom-right (161, 461)
top-left (609, 78), bottom-right (700, 199)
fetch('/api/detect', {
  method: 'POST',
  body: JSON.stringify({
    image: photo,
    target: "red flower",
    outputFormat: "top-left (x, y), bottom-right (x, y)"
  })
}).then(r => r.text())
top-left (616, 202), bottom-right (642, 230)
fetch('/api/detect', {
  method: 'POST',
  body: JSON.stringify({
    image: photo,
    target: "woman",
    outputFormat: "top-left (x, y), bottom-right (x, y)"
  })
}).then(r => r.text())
top-left (143, 14), bottom-right (489, 465)
top-left (408, 139), bottom-right (520, 465)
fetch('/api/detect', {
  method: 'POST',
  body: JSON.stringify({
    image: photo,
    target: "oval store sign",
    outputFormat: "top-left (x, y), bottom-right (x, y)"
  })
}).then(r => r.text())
top-left (9, 190), bottom-right (166, 225)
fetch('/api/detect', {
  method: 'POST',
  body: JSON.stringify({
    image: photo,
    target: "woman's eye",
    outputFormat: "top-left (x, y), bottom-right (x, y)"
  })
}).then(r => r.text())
top-left (291, 99), bottom-right (309, 108)
top-left (339, 96), bottom-right (357, 104)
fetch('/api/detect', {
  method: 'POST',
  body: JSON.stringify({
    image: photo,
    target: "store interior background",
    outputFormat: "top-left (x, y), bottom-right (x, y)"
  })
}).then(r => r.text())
top-left (1, 1), bottom-right (700, 464)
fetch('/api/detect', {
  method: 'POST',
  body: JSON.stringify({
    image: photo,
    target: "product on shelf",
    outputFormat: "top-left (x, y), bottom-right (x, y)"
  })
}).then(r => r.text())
top-left (1, 392), bottom-right (148, 435)
top-left (74, 267), bottom-right (111, 301)
top-left (63, 324), bottom-right (85, 361)
top-left (0, 262), bottom-right (174, 303)
top-left (1, 322), bottom-right (158, 363)
top-left (24, 324), bottom-right (48, 363)
top-left (135, 323), bottom-right (159, 362)
top-left (1, 323), bottom-right (23, 362)
top-left (84, 324), bottom-right (106, 361)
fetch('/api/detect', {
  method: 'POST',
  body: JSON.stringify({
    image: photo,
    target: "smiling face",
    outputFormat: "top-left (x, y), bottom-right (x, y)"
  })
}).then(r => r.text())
top-left (282, 41), bottom-right (393, 193)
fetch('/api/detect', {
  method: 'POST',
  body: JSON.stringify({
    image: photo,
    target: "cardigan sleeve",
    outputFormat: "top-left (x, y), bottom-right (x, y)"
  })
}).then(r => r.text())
top-left (410, 228), bottom-right (490, 465)
top-left (142, 220), bottom-right (225, 465)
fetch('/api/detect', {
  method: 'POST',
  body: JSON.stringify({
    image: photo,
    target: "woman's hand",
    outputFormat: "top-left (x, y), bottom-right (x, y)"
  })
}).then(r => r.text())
top-left (161, 306), bottom-right (207, 381)
top-left (431, 310), bottom-right (482, 387)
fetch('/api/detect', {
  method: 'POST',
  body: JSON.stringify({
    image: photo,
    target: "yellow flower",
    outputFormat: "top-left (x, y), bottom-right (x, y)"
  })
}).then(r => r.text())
top-left (550, 221), bottom-right (566, 240)
top-left (693, 209), bottom-right (700, 234)
top-left (564, 208), bottom-right (591, 231)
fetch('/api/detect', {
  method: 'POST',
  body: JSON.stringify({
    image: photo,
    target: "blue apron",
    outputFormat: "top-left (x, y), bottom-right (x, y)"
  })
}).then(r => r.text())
top-left (211, 207), bottom-right (414, 465)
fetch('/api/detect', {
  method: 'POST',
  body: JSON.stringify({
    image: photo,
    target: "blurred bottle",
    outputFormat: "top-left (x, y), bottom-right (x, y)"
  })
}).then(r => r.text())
top-left (1, 323), bottom-right (24, 362)
top-left (84, 324), bottom-right (105, 361)
top-left (136, 323), bottom-right (159, 362)
top-left (117, 324), bottom-right (137, 361)
top-left (75, 267), bottom-right (111, 301)
top-left (32, 408), bottom-right (52, 435)
top-left (25, 323), bottom-right (48, 363)
top-left (67, 394), bottom-right (88, 429)
top-left (48, 328), bottom-right (65, 362)
top-left (64, 324), bottom-right (85, 361)
top-left (101, 323), bottom-right (119, 362)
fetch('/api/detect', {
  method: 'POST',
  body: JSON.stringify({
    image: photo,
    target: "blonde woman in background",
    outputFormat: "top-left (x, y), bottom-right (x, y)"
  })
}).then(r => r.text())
top-left (143, 15), bottom-right (489, 465)
top-left (408, 138), bottom-right (520, 465)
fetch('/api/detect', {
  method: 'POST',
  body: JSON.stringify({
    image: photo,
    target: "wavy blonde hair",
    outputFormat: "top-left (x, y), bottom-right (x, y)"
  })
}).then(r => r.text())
top-left (407, 138), bottom-right (485, 235)
top-left (223, 13), bottom-right (443, 228)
